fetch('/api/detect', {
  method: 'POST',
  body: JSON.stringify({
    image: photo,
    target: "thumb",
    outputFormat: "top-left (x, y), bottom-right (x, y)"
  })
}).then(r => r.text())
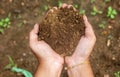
top-left (29, 24), bottom-right (39, 45)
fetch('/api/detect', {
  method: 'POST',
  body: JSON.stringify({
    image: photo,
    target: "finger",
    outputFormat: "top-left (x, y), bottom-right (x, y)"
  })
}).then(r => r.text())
top-left (45, 9), bottom-right (53, 18)
top-left (68, 5), bottom-right (72, 8)
top-left (83, 15), bottom-right (95, 37)
top-left (61, 3), bottom-right (68, 8)
top-left (46, 7), bottom-right (58, 17)
top-left (39, 41), bottom-right (57, 54)
top-left (49, 7), bottom-right (58, 13)
top-left (29, 24), bottom-right (39, 44)
top-left (68, 5), bottom-right (77, 11)
top-left (47, 9), bottom-right (54, 15)
top-left (52, 7), bottom-right (58, 11)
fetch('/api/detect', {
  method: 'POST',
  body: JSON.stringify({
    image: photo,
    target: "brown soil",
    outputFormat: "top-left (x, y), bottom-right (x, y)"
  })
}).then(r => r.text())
top-left (39, 7), bottom-right (85, 56)
top-left (0, 0), bottom-right (120, 77)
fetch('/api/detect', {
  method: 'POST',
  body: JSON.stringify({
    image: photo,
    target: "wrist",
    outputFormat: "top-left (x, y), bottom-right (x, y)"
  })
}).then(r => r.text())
top-left (65, 59), bottom-right (90, 70)
top-left (65, 56), bottom-right (90, 70)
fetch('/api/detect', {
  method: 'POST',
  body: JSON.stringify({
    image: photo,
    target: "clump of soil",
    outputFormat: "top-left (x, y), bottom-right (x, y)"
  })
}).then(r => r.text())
top-left (39, 7), bottom-right (85, 56)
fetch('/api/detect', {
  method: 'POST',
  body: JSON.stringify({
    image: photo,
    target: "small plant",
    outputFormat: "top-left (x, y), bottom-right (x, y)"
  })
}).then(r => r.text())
top-left (114, 71), bottom-right (120, 77)
top-left (98, 21), bottom-right (106, 29)
top-left (91, 6), bottom-right (102, 15)
top-left (74, 4), bottom-right (78, 9)
top-left (0, 17), bottom-right (10, 33)
top-left (5, 56), bottom-right (33, 77)
top-left (44, 5), bottom-right (49, 11)
top-left (58, 1), bottom-right (63, 7)
top-left (5, 55), bottom-right (17, 69)
top-left (107, 6), bottom-right (117, 19)
top-left (79, 9), bottom-right (86, 14)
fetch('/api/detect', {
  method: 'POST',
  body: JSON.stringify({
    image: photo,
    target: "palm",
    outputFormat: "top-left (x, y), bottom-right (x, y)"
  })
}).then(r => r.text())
top-left (31, 41), bottom-right (59, 58)
top-left (29, 24), bottom-right (63, 63)
top-left (73, 36), bottom-right (95, 60)
top-left (72, 15), bottom-right (96, 61)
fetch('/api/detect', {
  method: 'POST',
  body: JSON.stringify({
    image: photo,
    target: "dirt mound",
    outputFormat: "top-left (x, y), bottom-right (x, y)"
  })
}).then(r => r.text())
top-left (39, 7), bottom-right (85, 56)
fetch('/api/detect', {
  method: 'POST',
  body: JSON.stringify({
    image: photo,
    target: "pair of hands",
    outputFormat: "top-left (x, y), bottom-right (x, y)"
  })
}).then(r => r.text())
top-left (29, 4), bottom-right (96, 68)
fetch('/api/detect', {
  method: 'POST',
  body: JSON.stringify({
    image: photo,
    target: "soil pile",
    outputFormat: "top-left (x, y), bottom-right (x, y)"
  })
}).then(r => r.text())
top-left (39, 7), bottom-right (85, 56)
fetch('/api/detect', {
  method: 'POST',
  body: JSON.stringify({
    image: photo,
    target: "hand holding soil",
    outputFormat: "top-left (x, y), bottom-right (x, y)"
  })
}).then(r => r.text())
top-left (39, 4), bottom-right (85, 56)
top-left (1, 1), bottom-right (119, 77)
top-left (29, 24), bottom-right (64, 77)
top-left (29, 4), bottom-right (96, 77)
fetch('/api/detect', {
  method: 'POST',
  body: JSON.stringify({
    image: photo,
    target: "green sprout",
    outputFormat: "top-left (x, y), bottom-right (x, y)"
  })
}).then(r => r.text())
top-left (114, 71), bottom-right (120, 77)
top-left (5, 56), bottom-right (33, 77)
top-left (0, 17), bottom-right (10, 34)
top-left (58, 1), bottom-right (63, 7)
top-left (44, 5), bottom-right (49, 11)
top-left (98, 21), bottom-right (106, 29)
top-left (91, 6), bottom-right (102, 16)
top-left (107, 6), bottom-right (117, 19)
top-left (5, 55), bottom-right (17, 69)
top-left (74, 4), bottom-right (78, 9)
top-left (79, 9), bottom-right (86, 14)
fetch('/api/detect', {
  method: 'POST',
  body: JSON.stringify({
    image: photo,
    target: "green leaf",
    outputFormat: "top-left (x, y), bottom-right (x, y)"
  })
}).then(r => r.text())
top-left (0, 22), bottom-right (4, 26)
top-left (79, 9), bottom-right (86, 14)
top-left (58, 1), bottom-right (62, 7)
top-left (0, 28), bottom-right (4, 33)
top-left (99, 24), bottom-right (105, 29)
top-left (93, 6), bottom-right (97, 12)
top-left (74, 4), bottom-right (78, 8)
top-left (112, 10), bottom-right (117, 15)
top-left (110, 14), bottom-right (115, 19)
top-left (5, 17), bottom-right (10, 22)
top-left (3, 24), bottom-right (7, 27)
top-left (114, 71), bottom-right (120, 77)
top-left (5, 64), bottom-right (12, 69)
top-left (0, 17), bottom-right (10, 32)
top-left (7, 56), bottom-right (15, 66)
top-left (12, 67), bottom-right (33, 77)
top-left (108, 6), bottom-right (112, 11)
top-left (44, 5), bottom-right (48, 11)
top-left (107, 6), bottom-right (117, 19)
top-left (91, 12), bottom-right (96, 15)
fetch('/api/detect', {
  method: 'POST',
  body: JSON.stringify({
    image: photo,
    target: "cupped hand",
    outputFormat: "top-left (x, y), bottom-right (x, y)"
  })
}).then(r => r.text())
top-left (29, 24), bottom-right (63, 65)
top-left (72, 15), bottom-right (96, 61)
top-left (61, 3), bottom-right (96, 61)
top-left (60, 4), bottom-right (96, 69)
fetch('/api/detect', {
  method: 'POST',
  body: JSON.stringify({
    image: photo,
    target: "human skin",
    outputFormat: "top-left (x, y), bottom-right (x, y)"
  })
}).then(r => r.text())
top-left (29, 24), bottom-right (64, 77)
top-left (65, 15), bottom-right (96, 77)
top-left (64, 4), bottom-right (96, 77)
top-left (29, 4), bottom-right (96, 77)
